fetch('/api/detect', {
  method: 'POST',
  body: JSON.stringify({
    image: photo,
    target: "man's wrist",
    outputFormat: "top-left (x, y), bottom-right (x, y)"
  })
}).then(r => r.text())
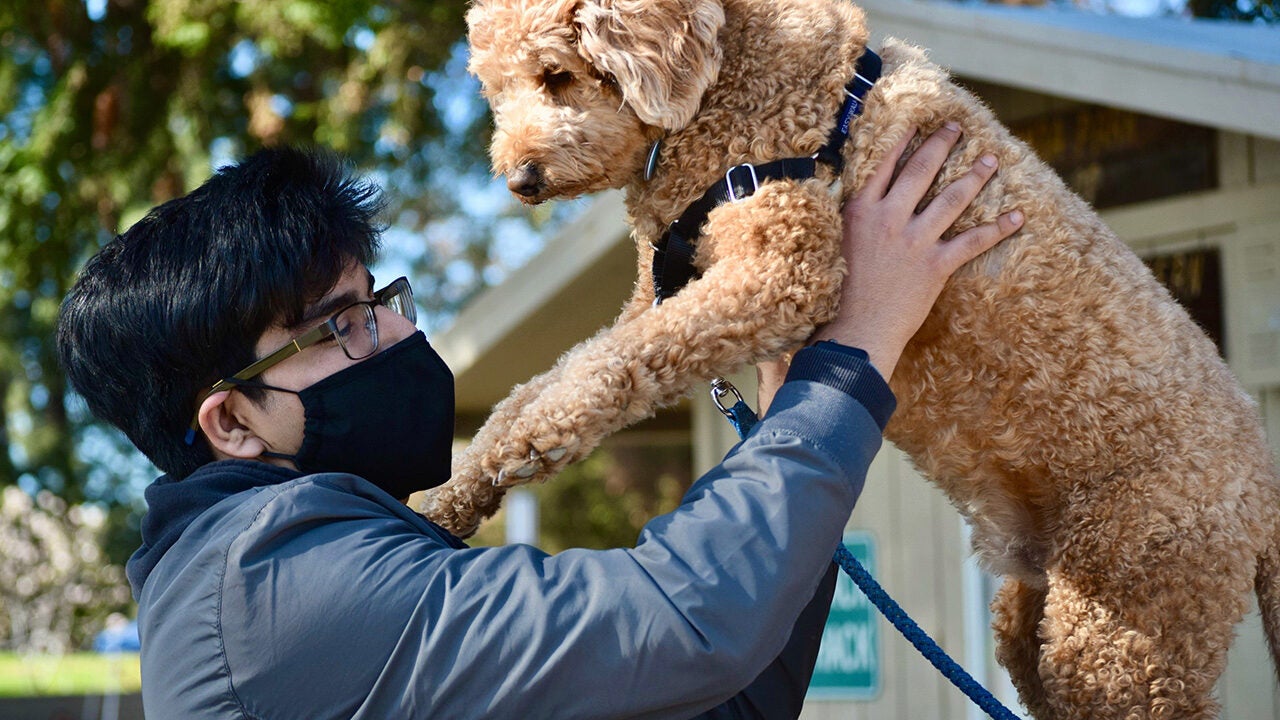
top-left (784, 341), bottom-right (896, 431)
top-left (806, 328), bottom-right (899, 381)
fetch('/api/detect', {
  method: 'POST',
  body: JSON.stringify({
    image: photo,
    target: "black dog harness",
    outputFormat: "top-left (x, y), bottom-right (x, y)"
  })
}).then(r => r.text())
top-left (650, 49), bottom-right (882, 305)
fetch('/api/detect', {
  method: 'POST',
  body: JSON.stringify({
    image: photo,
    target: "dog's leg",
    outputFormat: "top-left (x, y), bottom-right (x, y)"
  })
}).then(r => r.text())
top-left (425, 180), bottom-right (844, 536)
top-left (491, 178), bottom-right (845, 477)
top-left (1258, 513), bottom-right (1280, 685)
top-left (1036, 497), bottom-right (1256, 720)
top-left (423, 368), bottom-right (568, 537)
top-left (991, 577), bottom-right (1054, 720)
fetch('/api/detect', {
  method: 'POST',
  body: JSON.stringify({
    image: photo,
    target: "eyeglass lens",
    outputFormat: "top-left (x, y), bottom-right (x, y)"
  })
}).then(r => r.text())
top-left (331, 304), bottom-right (376, 360)
top-left (379, 279), bottom-right (417, 325)
top-left (332, 280), bottom-right (415, 361)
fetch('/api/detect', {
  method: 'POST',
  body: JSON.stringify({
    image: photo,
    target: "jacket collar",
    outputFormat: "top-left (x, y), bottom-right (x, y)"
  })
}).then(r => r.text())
top-left (126, 460), bottom-right (301, 599)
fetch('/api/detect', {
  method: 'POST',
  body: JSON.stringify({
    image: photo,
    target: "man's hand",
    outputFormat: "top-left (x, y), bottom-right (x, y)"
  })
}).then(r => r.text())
top-left (810, 122), bottom-right (1024, 379)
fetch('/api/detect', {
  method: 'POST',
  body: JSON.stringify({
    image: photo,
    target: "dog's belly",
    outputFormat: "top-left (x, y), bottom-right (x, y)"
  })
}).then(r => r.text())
top-left (881, 217), bottom-right (1264, 586)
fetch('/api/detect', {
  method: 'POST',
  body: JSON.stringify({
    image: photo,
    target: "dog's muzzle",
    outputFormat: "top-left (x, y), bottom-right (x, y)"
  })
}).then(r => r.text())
top-left (507, 164), bottom-right (545, 198)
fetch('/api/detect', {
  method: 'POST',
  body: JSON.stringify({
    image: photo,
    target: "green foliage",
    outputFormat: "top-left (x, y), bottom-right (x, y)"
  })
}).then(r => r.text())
top-left (0, 652), bottom-right (141, 696)
top-left (471, 445), bottom-right (694, 553)
top-left (0, 0), bottom-right (562, 563)
top-left (1189, 0), bottom-right (1278, 21)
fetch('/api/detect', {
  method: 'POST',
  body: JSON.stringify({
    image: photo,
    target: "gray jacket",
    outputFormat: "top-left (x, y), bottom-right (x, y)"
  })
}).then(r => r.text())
top-left (128, 344), bottom-right (894, 719)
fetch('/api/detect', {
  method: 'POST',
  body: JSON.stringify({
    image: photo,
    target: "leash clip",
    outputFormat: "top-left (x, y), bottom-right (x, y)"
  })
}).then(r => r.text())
top-left (710, 377), bottom-right (745, 418)
top-left (724, 163), bottom-right (759, 202)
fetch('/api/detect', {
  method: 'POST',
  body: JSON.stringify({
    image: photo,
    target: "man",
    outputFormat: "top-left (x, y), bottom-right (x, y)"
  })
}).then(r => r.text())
top-left (57, 125), bottom-right (1021, 719)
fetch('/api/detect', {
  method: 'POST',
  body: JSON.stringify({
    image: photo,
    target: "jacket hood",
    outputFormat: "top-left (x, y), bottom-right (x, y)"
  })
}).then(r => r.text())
top-left (126, 460), bottom-right (301, 599)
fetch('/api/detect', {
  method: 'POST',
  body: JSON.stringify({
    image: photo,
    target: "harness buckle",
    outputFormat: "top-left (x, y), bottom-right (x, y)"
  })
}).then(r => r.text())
top-left (725, 163), bottom-right (759, 202)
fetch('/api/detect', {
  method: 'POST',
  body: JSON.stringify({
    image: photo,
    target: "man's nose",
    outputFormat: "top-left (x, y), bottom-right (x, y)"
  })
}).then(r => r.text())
top-left (375, 305), bottom-right (418, 349)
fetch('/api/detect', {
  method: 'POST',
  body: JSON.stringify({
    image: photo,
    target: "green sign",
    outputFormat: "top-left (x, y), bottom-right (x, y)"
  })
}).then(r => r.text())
top-left (808, 531), bottom-right (879, 700)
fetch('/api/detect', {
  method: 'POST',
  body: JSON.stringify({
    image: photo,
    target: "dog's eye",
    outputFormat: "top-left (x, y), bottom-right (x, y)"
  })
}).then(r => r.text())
top-left (541, 69), bottom-right (574, 91)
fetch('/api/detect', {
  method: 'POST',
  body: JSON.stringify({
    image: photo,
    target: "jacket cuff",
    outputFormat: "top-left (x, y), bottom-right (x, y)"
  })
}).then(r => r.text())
top-left (785, 341), bottom-right (896, 430)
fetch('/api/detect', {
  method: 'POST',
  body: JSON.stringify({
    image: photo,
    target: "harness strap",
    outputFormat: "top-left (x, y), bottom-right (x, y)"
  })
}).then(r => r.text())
top-left (815, 49), bottom-right (882, 172)
top-left (650, 49), bottom-right (882, 306)
top-left (652, 157), bottom-right (817, 306)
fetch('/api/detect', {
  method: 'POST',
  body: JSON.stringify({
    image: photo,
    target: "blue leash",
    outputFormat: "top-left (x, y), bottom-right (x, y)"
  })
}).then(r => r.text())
top-left (711, 378), bottom-right (1020, 720)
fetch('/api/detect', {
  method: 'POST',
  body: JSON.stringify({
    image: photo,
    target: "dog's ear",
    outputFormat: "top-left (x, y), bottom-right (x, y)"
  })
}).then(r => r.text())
top-left (575, 0), bottom-right (724, 131)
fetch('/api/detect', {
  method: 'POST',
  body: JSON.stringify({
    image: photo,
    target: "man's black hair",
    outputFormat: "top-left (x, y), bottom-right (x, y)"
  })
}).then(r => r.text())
top-left (57, 146), bottom-right (384, 479)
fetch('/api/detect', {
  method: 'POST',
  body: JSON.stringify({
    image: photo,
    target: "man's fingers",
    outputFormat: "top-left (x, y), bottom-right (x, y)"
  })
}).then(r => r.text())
top-left (939, 210), bottom-right (1024, 273)
top-left (886, 122), bottom-right (962, 208)
top-left (863, 127), bottom-right (919, 200)
top-left (916, 154), bottom-right (999, 233)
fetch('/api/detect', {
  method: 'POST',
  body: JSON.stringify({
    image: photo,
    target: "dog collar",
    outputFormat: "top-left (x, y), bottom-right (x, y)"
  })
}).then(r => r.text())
top-left (650, 49), bottom-right (882, 306)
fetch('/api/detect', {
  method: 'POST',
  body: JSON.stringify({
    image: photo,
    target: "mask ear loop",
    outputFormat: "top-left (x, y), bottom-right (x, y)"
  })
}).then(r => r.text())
top-left (186, 375), bottom-right (302, 445)
top-left (215, 377), bottom-right (304, 465)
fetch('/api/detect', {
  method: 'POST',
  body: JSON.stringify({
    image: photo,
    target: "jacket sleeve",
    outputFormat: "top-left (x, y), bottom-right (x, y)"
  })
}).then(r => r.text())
top-left (217, 345), bottom-right (893, 720)
top-left (692, 561), bottom-right (838, 719)
top-left (688, 343), bottom-right (891, 720)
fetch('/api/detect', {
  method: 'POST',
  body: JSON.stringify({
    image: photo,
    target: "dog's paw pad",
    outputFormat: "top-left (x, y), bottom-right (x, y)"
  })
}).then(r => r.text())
top-left (544, 447), bottom-right (568, 462)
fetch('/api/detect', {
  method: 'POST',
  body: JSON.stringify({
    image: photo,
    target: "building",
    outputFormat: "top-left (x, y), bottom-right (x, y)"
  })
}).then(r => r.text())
top-left (428, 1), bottom-right (1280, 716)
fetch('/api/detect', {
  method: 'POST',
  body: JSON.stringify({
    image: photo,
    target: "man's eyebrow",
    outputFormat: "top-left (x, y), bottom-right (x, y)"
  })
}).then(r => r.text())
top-left (287, 270), bottom-right (376, 331)
top-left (290, 289), bottom-right (363, 331)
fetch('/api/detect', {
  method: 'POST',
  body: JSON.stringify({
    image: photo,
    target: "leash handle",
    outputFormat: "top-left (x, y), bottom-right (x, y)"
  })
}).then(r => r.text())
top-left (712, 378), bottom-right (1021, 720)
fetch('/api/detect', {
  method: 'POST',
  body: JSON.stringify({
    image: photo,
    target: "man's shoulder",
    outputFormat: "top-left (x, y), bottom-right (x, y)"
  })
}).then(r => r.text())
top-left (209, 471), bottom-right (455, 557)
top-left (143, 470), bottom-right (458, 621)
top-left (220, 474), bottom-right (464, 715)
top-left (139, 472), bottom-right (462, 719)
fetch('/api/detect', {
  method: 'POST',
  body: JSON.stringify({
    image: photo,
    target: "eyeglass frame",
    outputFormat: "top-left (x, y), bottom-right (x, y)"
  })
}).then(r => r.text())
top-left (184, 276), bottom-right (416, 444)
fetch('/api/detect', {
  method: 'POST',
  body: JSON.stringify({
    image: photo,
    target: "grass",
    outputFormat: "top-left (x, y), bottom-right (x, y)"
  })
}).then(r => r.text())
top-left (0, 652), bottom-right (141, 697)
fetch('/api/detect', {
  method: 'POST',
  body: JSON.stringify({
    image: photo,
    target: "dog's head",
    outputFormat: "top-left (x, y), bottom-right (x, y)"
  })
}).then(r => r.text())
top-left (467, 0), bottom-right (725, 203)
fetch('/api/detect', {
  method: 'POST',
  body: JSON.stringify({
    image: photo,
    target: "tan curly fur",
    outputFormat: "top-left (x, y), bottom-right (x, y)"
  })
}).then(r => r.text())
top-left (424, 0), bottom-right (1280, 715)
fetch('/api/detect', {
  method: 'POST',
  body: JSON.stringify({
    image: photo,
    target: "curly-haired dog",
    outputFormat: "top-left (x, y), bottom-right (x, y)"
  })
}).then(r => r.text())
top-left (422, 0), bottom-right (1280, 715)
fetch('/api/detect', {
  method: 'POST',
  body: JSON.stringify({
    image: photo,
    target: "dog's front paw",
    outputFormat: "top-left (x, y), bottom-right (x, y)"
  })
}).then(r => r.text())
top-left (491, 440), bottom-right (578, 487)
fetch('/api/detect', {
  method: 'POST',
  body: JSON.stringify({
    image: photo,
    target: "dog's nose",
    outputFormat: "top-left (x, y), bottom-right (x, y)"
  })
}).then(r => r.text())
top-left (507, 165), bottom-right (544, 198)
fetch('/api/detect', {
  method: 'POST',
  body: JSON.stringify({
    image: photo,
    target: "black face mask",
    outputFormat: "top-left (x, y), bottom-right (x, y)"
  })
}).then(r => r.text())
top-left (255, 331), bottom-right (455, 500)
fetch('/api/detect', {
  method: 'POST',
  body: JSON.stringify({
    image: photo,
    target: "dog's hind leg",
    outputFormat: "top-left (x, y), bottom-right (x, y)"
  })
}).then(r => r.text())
top-left (1256, 503), bottom-right (1280, 684)
top-left (1036, 574), bottom-right (1227, 719)
top-left (991, 577), bottom-right (1055, 720)
top-left (426, 179), bottom-right (845, 533)
top-left (1035, 492), bottom-right (1256, 720)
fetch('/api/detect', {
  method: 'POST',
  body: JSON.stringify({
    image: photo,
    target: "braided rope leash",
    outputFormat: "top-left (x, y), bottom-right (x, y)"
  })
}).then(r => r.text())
top-left (711, 379), bottom-right (1020, 720)
top-left (831, 546), bottom-right (1021, 720)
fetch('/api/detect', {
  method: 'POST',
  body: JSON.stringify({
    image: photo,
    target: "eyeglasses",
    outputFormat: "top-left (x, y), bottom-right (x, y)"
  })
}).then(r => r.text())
top-left (185, 276), bottom-right (416, 444)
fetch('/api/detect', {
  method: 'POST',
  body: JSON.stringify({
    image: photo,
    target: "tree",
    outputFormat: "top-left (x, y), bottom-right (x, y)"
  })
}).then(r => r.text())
top-left (470, 444), bottom-right (695, 552)
top-left (1189, 0), bottom-right (1277, 21)
top-left (0, 486), bottom-right (130, 653)
top-left (0, 0), bottom-right (569, 564)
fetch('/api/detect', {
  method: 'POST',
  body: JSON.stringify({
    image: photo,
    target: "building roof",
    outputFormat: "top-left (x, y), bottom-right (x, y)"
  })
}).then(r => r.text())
top-left (435, 192), bottom-right (633, 420)
top-left (859, 0), bottom-right (1280, 140)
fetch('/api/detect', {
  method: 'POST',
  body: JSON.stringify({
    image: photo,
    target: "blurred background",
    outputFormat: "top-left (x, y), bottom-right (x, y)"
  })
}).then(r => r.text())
top-left (0, 0), bottom-right (1276, 711)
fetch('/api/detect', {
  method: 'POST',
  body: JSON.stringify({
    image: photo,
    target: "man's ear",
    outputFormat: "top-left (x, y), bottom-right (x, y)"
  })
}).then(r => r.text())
top-left (197, 390), bottom-right (268, 461)
top-left (575, 0), bottom-right (724, 131)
